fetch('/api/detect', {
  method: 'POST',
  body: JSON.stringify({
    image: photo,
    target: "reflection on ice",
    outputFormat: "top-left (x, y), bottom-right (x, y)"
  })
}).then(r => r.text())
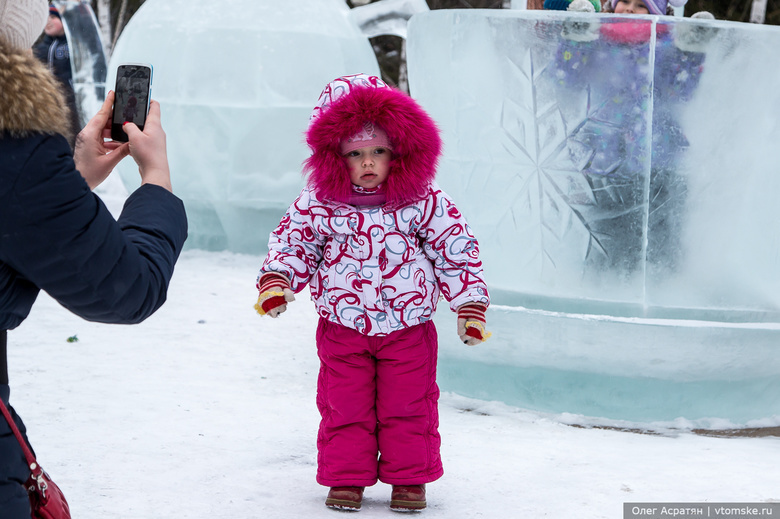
top-left (409, 10), bottom-right (780, 425)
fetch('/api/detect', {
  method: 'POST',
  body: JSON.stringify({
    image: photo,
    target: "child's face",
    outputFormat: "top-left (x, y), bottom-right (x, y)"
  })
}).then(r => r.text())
top-left (344, 146), bottom-right (391, 189)
top-left (44, 15), bottom-right (65, 37)
top-left (614, 0), bottom-right (650, 14)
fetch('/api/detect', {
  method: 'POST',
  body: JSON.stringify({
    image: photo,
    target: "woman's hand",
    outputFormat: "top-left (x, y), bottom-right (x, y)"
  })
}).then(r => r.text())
top-left (73, 90), bottom-right (130, 190)
top-left (122, 99), bottom-right (173, 192)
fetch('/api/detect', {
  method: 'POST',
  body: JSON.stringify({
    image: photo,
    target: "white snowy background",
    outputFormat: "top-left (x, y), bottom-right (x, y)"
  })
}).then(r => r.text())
top-left (5, 183), bottom-right (780, 518)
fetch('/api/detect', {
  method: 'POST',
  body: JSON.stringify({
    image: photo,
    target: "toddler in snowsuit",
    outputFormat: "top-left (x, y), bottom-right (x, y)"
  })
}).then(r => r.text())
top-left (552, 0), bottom-right (713, 276)
top-left (254, 74), bottom-right (490, 511)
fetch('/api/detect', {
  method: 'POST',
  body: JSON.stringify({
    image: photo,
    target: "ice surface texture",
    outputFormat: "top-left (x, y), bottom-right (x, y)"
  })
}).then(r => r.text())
top-left (409, 10), bottom-right (780, 314)
top-left (56, 1), bottom-right (108, 129)
top-left (408, 10), bottom-right (780, 423)
top-left (109, 0), bottom-right (381, 252)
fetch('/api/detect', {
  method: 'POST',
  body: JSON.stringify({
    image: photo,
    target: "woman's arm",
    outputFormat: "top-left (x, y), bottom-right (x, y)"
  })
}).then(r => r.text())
top-left (3, 135), bottom-right (187, 324)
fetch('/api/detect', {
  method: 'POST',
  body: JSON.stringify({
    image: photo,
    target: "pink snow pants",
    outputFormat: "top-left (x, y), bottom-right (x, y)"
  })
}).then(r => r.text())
top-left (315, 318), bottom-right (444, 487)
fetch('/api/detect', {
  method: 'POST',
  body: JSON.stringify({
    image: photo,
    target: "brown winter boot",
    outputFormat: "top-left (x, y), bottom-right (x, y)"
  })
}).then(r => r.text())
top-left (325, 486), bottom-right (365, 511)
top-left (390, 484), bottom-right (426, 512)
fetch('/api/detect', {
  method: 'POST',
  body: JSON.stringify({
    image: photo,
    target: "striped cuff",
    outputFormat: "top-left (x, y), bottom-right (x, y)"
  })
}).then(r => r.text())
top-left (255, 272), bottom-right (291, 316)
top-left (257, 272), bottom-right (291, 294)
top-left (457, 303), bottom-right (487, 323)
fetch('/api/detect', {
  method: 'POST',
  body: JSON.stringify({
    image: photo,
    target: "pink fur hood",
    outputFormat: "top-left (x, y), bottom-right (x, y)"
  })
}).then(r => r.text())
top-left (303, 74), bottom-right (442, 207)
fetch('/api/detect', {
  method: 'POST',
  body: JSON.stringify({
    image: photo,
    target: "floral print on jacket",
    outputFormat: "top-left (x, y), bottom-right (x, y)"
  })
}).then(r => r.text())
top-left (262, 183), bottom-right (489, 336)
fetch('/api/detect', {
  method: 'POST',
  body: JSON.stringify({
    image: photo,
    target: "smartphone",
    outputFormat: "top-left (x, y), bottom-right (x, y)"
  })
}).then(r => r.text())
top-left (111, 63), bottom-right (153, 142)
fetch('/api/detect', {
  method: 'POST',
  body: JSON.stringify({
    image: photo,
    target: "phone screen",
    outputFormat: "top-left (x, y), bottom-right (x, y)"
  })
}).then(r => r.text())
top-left (111, 64), bottom-right (152, 142)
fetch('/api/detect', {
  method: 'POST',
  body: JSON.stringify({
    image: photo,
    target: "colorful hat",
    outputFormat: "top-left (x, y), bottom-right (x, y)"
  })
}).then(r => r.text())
top-left (0, 0), bottom-right (48, 49)
top-left (340, 121), bottom-right (393, 155)
top-left (49, 6), bottom-right (61, 18)
top-left (544, 0), bottom-right (601, 12)
top-left (611, 0), bottom-right (688, 15)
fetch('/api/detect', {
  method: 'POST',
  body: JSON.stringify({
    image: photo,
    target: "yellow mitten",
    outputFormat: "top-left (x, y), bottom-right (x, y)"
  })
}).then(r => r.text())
top-left (456, 303), bottom-right (492, 346)
top-left (255, 272), bottom-right (295, 318)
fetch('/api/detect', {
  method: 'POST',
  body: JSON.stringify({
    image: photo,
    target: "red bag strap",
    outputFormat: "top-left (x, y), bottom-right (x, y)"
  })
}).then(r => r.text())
top-left (0, 399), bottom-right (61, 506)
top-left (0, 398), bottom-right (39, 469)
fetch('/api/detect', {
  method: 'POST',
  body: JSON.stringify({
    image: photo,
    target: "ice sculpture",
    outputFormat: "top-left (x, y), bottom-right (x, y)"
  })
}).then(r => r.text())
top-left (54, 0), bottom-right (108, 128)
top-left (108, 0), bottom-right (381, 252)
top-left (350, 0), bottom-right (429, 39)
top-left (408, 10), bottom-right (780, 425)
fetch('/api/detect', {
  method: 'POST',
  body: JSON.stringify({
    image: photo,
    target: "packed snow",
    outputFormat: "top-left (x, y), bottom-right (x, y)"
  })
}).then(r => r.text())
top-left (3, 183), bottom-right (777, 518)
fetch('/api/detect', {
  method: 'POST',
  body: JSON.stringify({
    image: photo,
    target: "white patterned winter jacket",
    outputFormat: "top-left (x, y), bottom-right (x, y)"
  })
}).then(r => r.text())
top-left (261, 182), bottom-right (490, 336)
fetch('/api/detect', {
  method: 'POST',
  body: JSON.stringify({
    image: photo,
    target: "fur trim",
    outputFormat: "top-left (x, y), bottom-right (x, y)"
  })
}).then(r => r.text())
top-left (304, 85), bottom-right (442, 207)
top-left (0, 38), bottom-right (73, 141)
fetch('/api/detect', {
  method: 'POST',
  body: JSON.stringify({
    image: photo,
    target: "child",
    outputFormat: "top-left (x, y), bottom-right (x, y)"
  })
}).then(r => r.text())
top-left (603, 0), bottom-right (681, 14)
top-left (254, 74), bottom-right (490, 512)
top-left (552, 0), bottom-right (713, 276)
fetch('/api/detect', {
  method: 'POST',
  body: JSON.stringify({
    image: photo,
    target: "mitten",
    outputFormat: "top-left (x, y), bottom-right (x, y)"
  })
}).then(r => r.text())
top-left (457, 303), bottom-right (492, 346)
top-left (560, 0), bottom-right (601, 42)
top-left (567, 0), bottom-right (598, 11)
top-left (255, 272), bottom-right (295, 318)
top-left (674, 11), bottom-right (716, 53)
top-left (544, 0), bottom-right (600, 11)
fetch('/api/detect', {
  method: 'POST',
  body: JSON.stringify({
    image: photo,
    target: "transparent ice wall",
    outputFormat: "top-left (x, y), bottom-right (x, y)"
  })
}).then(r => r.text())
top-left (56, 0), bottom-right (108, 129)
top-left (109, 0), bottom-right (380, 252)
top-left (408, 10), bottom-right (780, 424)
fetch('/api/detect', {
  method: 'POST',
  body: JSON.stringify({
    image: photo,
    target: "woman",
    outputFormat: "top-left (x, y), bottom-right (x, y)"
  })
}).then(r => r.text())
top-left (1, 0), bottom-right (188, 516)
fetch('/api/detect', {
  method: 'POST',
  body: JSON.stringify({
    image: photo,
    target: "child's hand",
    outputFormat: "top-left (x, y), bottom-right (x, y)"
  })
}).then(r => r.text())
top-left (568, 0), bottom-right (597, 12)
top-left (674, 11), bottom-right (716, 53)
top-left (456, 303), bottom-right (491, 346)
top-left (561, 0), bottom-right (601, 42)
top-left (255, 272), bottom-right (295, 318)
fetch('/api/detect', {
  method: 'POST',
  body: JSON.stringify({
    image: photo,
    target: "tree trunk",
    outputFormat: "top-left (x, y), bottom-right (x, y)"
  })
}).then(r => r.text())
top-left (112, 0), bottom-right (129, 49)
top-left (96, 0), bottom-right (112, 56)
top-left (398, 39), bottom-right (409, 93)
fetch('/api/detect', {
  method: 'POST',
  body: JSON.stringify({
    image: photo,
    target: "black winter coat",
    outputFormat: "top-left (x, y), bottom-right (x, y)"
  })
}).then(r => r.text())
top-left (0, 135), bottom-right (187, 329)
top-left (0, 40), bottom-right (187, 517)
top-left (0, 39), bottom-right (188, 331)
top-left (33, 34), bottom-right (82, 142)
top-left (33, 34), bottom-right (72, 88)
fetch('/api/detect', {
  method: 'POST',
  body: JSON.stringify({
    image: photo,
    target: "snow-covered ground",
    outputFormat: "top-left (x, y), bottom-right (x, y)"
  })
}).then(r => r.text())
top-left (5, 181), bottom-right (780, 518)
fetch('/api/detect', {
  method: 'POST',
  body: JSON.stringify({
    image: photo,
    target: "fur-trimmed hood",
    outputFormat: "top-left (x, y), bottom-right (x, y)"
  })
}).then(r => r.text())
top-left (0, 38), bottom-right (72, 141)
top-left (304, 74), bottom-right (442, 207)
